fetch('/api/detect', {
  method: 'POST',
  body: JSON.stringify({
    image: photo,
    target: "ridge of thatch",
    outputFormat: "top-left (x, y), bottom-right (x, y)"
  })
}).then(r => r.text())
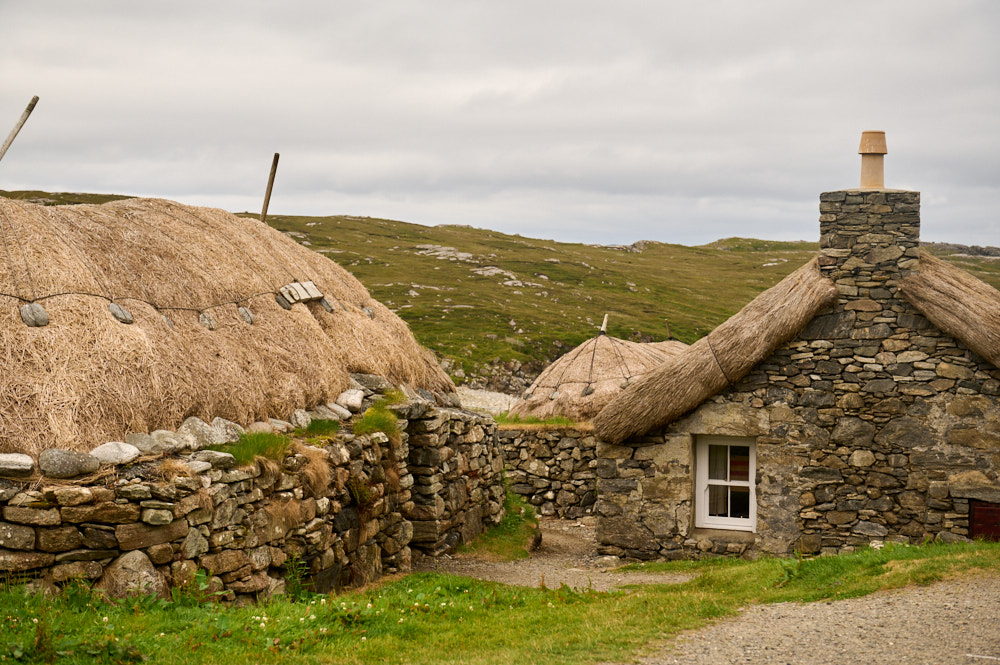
top-left (594, 258), bottom-right (838, 444)
top-left (509, 334), bottom-right (687, 422)
top-left (899, 250), bottom-right (1000, 369)
top-left (0, 196), bottom-right (454, 455)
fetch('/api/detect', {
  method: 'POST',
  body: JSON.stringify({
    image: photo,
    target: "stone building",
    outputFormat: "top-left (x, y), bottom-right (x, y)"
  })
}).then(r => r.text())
top-left (592, 134), bottom-right (1000, 559)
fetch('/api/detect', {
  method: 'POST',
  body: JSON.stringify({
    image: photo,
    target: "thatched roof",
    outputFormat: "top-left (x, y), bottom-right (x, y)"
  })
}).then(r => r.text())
top-left (594, 259), bottom-right (838, 444)
top-left (899, 251), bottom-right (1000, 368)
top-left (0, 196), bottom-right (453, 455)
top-left (510, 332), bottom-right (687, 422)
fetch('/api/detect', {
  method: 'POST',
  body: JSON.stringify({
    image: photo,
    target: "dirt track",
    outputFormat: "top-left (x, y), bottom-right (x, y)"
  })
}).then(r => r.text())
top-left (415, 517), bottom-right (1000, 664)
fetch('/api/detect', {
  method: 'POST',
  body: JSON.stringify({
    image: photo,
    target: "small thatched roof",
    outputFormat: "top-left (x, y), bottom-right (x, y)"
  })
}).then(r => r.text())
top-left (509, 330), bottom-right (687, 422)
top-left (594, 259), bottom-right (838, 444)
top-left (0, 196), bottom-right (453, 455)
top-left (899, 251), bottom-right (1000, 368)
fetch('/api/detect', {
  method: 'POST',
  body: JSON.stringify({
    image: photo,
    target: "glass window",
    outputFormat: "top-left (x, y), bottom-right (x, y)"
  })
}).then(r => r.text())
top-left (696, 437), bottom-right (756, 531)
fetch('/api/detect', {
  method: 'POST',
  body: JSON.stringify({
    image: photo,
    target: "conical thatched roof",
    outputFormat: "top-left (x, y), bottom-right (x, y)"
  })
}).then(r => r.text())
top-left (0, 196), bottom-right (454, 455)
top-left (594, 259), bottom-right (838, 443)
top-left (509, 331), bottom-right (687, 422)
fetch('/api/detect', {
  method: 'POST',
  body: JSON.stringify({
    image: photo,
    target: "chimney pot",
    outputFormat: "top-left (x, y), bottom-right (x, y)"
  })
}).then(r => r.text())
top-left (859, 130), bottom-right (887, 188)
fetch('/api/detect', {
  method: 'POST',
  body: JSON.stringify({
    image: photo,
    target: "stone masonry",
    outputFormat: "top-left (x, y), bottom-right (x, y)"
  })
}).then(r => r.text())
top-left (597, 189), bottom-right (1000, 560)
top-left (499, 427), bottom-right (598, 518)
top-left (0, 391), bottom-right (504, 600)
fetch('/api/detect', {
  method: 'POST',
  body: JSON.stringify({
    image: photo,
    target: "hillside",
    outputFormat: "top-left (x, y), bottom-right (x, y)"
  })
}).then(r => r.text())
top-left (4, 190), bottom-right (998, 391)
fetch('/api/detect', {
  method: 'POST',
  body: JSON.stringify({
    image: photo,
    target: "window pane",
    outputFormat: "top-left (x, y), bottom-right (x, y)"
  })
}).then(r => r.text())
top-left (708, 485), bottom-right (728, 516)
top-left (730, 487), bottom-right (750, 519)
top-left (708, 445), bottom-right (727, 481)
top-left (730, 446), bottom-right (750, 482)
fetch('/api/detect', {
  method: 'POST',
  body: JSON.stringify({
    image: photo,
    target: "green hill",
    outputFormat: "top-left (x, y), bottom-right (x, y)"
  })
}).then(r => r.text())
top-left (4, 191), bottom-right (998, 388)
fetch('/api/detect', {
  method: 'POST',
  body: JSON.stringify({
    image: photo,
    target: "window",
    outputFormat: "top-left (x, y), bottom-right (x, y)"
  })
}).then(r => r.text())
top-left (695, 436), bottom-right (756, 531)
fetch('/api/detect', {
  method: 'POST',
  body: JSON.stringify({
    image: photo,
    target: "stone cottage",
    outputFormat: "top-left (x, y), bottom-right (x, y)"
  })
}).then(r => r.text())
top-left (592, 133), bottom-right (1000, 559)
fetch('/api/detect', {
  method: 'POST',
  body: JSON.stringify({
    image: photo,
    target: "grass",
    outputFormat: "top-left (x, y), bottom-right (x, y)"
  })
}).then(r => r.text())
top-left (455, 487), bottom-right (539, 561)
top-left (493, 413), bottom-right (579, 428)
top-left (208, 432), bottom-right (291, 466)
top-left (352, 406), bottom-right (400, 439)
top-left (295, 419), bottom-right (342, 438)
top-left (1, 541), bottom-right (997, 664)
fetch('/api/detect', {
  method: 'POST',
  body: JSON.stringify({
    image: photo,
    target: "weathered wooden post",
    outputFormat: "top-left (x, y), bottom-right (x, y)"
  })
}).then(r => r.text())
top-left (260, 152), bottom-right (280, 225)
top-left (0, 96), bottom-right (39, 164)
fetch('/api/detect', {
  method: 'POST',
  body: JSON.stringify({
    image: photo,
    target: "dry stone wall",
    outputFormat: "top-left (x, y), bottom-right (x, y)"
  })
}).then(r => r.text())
top-left (0, 378), bottom-right (504, 600)
top-left (499, 427), bottom-right (598, 518)
top-left (597, 190), bottom-right (1000, 560)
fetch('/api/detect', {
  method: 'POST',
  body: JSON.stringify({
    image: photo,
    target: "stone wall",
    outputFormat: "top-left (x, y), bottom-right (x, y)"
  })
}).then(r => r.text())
top-left (499, 427), bottom-right (598, 518)
top-left (0, 391), bottom-right (504, 599)
top-left (403, 405), bottom-right (506, 556)
top-left (597, 190), bottom-right (1000, 560)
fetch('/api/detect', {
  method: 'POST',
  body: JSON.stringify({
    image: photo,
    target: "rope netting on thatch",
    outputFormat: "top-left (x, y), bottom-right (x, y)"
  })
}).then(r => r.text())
top-left (509, 333), bottom-right (687, 422)
top-left (594, 259), bottom-right (838, 444)
top-left (899, 251), bottom-right (1000, 369)
top-left (0, 196), bottom-right (453, 455)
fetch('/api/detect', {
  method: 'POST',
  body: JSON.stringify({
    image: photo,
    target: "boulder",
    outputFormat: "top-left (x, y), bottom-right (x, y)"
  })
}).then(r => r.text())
top-left (335, 389), bottom-right (366, 413)
top-left (38, 449), bottom-right (100, 478)
top-left (176, 417), bottom-right (226, 450)
top-left (325, 403), bottom-right (352, 420)
top-left (0, 453), bottom-right (35, 477)
top-left (290, 409), bottom-right (312, 430)
top-left (90, 442), bottom-right (141, 465)
top-left (211, 418), bottom-right (244, 443)
top-left (94, 551), bottom-right (169, 599)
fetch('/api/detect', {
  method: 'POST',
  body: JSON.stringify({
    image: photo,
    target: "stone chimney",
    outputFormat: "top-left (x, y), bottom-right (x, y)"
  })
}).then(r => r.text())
top-left (818, 131), bottom-right (921, 301)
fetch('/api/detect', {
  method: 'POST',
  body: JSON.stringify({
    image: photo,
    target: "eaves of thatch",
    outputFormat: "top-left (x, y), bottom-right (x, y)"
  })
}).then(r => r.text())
top-left (594, 252), bottom-right (1000, 445)
top-left (593, 259), bottom-right (838, 444)
top-left (898, 251), bottom-right (1000, 369)
top-left (0, 197), bottom-right (454, 454)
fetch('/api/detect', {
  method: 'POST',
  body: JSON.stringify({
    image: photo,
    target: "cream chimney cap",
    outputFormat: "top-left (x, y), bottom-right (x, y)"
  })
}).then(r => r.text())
top-left (859, 130), bottom-right (887, 155)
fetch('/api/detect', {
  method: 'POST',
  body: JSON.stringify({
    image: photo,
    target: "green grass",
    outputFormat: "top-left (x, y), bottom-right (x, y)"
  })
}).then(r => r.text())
top-left (1, 541), bottom-right (997, 664)
top-left (456, 488), bottom-right (539, 561)
top-left (295, 419), bottom-right (342, 438)
top-left (207, 432), bottom-right (291, 466)
top-left (352, 406), bottom-right (399, 439)
top-left (493, 413), bottom-right (578, 428)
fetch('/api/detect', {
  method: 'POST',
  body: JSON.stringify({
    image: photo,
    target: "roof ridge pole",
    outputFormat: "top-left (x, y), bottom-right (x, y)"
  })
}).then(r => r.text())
top-left (0, 96), bottom-right (39, 165)
top-left (260, 152), bottom-right (280, 225)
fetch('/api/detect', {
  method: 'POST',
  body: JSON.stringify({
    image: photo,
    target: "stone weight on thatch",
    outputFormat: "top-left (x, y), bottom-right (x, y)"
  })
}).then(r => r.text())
top-left (0, 196), bottom-right (455, 455)
top-left (510, 333), bottom-right (687, 422)
top-left (19, 303), bottom-right (48, 327)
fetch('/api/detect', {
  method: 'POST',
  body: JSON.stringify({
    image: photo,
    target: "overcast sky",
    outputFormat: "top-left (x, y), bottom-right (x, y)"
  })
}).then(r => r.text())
top-left (1, 1), bottom-right (997, 246)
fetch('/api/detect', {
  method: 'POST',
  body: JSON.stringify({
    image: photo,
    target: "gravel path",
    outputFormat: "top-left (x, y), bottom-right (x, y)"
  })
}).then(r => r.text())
top-left (455, 387), bottom-right (517, 415)
top-left (417, 517), bottom-right (1000, 664)
top-left (414, 517), bottom-right (691, 591)
top-left (642, 574), bottom-right (1000, 665)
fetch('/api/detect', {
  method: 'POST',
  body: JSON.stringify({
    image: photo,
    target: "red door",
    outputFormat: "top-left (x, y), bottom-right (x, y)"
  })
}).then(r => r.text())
top-left (970, 501), bottom-right (1000, 541)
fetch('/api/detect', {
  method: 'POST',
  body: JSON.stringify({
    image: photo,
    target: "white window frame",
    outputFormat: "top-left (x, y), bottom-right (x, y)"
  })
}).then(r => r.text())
top-left (695, 435), bottom-right (757, 532)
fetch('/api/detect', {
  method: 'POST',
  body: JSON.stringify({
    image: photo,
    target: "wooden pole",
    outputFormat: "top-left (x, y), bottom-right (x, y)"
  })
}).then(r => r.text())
top-left (600, 313), bottom-right (609, 334)
top-left (0, 96), bottom-right (39, 164)
top-left (260, 152), bottom-right (280, 225)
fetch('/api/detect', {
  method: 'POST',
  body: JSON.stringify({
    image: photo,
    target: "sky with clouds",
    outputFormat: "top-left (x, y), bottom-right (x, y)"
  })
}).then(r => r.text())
top-left (1, 1), bottom-right (997, 246)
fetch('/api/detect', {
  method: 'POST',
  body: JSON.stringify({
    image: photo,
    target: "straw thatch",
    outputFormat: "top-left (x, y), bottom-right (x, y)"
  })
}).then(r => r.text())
top-left (0, 196), bottom-right (453, 455)
top-left (509, 334), bottom-right (687, 422)
top-left (594, 259), bottom-right (837, 444)
top-left (899, 251), bottom-right (1000, 369)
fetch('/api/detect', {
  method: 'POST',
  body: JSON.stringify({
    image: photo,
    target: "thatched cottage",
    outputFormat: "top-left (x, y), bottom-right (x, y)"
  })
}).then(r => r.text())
top-left (0, 197), bottom-right (454, 456)
top-left (511, 315), bottom-right (686, 422)
top-left (592, 135), bottom-right (1000, 558)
